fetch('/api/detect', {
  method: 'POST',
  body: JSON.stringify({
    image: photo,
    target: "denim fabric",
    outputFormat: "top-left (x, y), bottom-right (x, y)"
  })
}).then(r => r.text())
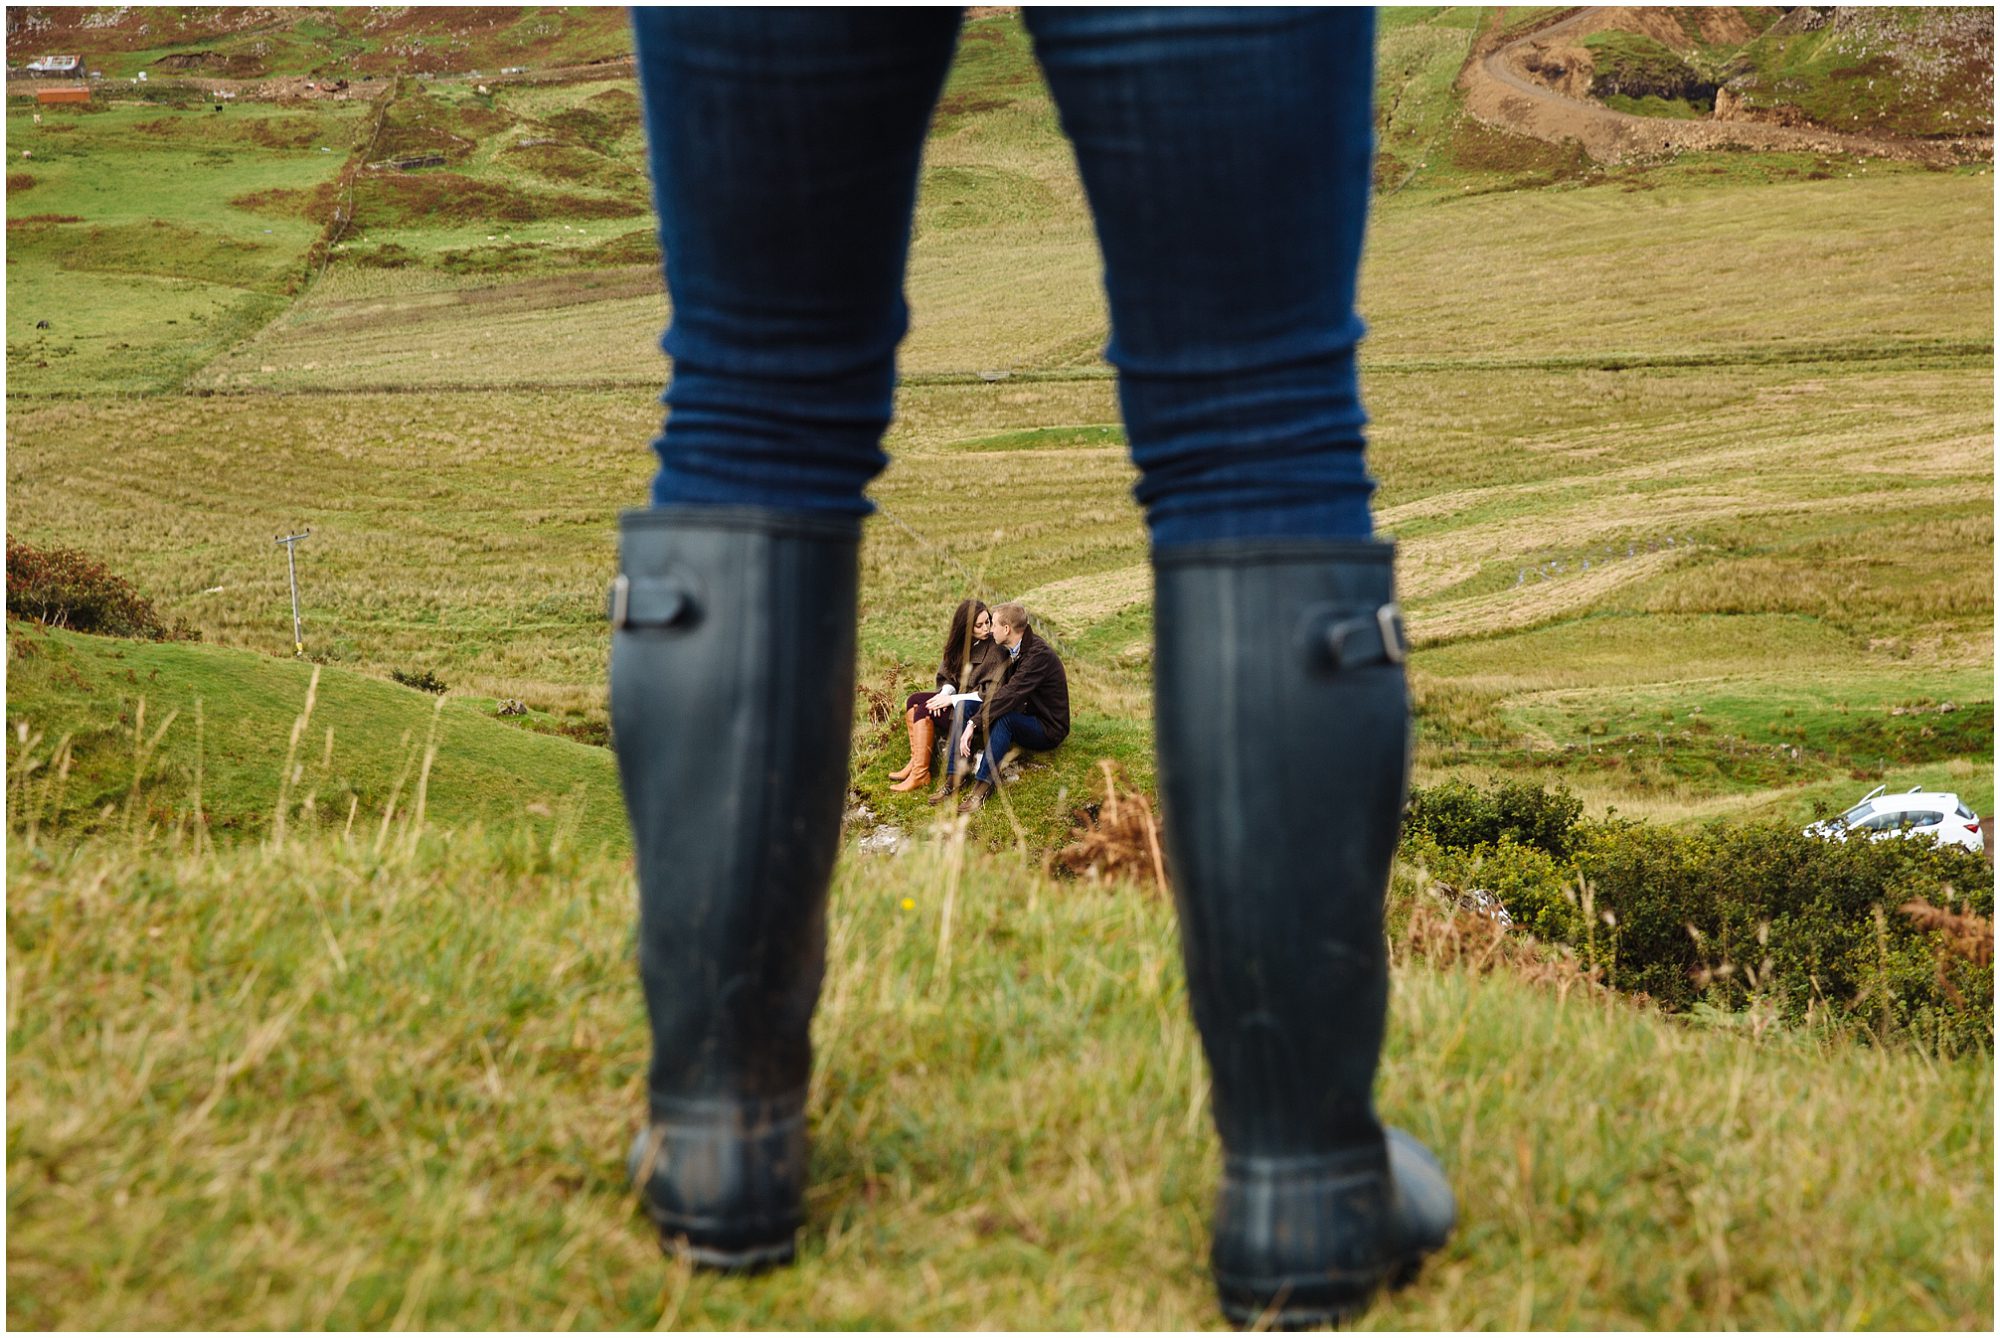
top-left (944, 697), bottom-right (978, 779)
top-left (632, 7), bottom-right (1377, 546)
top-left (976, 711), bottom-right (1059, 784)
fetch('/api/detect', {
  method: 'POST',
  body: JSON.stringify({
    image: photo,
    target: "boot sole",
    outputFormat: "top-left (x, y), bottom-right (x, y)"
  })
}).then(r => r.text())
top-left (1216, 1251), bottom-right (1431, 1330)
top-left (655, 1227), bottom-right (797, 1274)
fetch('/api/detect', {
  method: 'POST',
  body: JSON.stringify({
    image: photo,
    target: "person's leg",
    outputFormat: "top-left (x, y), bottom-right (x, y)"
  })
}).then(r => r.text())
top-left (639, 8), bottom-right (964, 515)
top-left (890, 694), bottom-right (932, 782)
top-left (618, 9), bottom-right (962, 1271)
top-left (962, 712), bottom-right (1055, 812)
top-left (930, 698), bottom-right (975, 803)
top-left (972, 713), bottom-right (1019, 786)
top-left (1023, 7), bottom-right (1376, 548)
top-left (890, 703), bottom-right (935, 793)
top-left (1025, 7), bottom-right (1452, 1325)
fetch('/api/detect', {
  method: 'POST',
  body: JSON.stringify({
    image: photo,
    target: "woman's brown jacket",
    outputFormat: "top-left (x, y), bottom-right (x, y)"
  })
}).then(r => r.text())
top-left (939, 638), bottom-right (1007, 700)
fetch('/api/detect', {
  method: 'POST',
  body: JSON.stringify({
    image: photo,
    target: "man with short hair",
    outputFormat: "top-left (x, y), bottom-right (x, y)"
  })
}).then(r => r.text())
top-left (956, 602), bottom-right (1067, 814)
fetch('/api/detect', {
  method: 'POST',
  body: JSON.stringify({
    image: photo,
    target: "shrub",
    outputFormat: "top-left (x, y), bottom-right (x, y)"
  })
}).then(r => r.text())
top-left (553, 718), bottom-right (608, 748)
top-left (1398, 777), bottom-right (1994, 1052)
top-left (1405, 777), bottom-right (1584, 859)
top-left (1399, 830), bottom-right (1587, 944)
top-left (1573, 820), bottom-right (1993, 1052)
top-left (5, 535), bottom-right (194, 641)
top-left (390, 667), bottom-right (447, 694)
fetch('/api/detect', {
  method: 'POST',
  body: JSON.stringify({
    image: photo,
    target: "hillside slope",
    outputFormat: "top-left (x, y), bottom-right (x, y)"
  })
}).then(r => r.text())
top-left (1466, 5), bottom-right (1993, 162)
top-left (6, 7), bottom-right (1993, 839)
top-left (5, 826), bottom-right (1990, 1328)
top-left (6, 619), bottom-right (625, 851)
top-left (5, 7), bottom-right (631, 81)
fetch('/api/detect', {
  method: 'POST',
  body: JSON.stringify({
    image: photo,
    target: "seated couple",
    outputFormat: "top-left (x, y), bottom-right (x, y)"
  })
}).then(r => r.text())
top-left (887, 598), bottom-right (1069, 815)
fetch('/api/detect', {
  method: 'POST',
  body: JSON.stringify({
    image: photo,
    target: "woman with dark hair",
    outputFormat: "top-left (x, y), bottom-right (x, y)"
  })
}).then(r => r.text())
top-left (888, 597), bottom-right (999, 793)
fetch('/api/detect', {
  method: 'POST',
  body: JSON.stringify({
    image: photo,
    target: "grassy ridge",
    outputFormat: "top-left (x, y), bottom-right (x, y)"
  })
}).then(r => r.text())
top-left (5, 825), bottom-right (1990, 1329)
top-left (6, 620), bottom-right (624, 852)
top-left (11, 355), bottom-right (1986, 842)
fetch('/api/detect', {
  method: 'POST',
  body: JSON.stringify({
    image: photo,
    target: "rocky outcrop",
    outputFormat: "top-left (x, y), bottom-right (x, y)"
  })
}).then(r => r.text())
top-left (1590, 58), bottom-right (1717, 106)
top-left (1517, 42), bottom-right (1595, 100)
top-left (1712, 83), bottom-right (1816, 128)
top-left (1460, 6), bottom-right (1992, 165)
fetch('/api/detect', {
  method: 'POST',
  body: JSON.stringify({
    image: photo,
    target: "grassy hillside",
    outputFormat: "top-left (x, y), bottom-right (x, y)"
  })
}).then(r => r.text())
top-left (6, 619), bottom-right (624, 852)
top-left (5, 7), bottom-right (632, 81)
top-left (5, 98), bottom-right (372, 394)
top-left (5, 824), bottom-right (1990, 1330)
top-left (1729, 7), bottom-right (1995, 137)
top-left (8, 8), bottom-right (1992, 850)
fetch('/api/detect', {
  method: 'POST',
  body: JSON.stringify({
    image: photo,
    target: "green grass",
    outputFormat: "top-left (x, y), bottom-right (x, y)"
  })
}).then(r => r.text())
top-left (5, 100), bottom-right (368, 394)
top-left (4, 267), bottom-right (288, 395)
top-left (5, 823), bottom-right (1989, 1329)
top-left (5, 620), bottom-right (625, 853)
top-left (1601, 92), bottom-right (1713, 120)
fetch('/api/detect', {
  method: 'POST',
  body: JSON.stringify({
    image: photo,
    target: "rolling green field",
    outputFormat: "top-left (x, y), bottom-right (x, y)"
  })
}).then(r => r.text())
top-left (5, 7), bottom-right (1994, 1330)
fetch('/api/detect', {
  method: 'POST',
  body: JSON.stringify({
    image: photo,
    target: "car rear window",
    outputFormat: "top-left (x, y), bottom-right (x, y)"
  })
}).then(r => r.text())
top-left (1957, 802), bottom-right (1977, 820)
top-left (1907, 810), bottom-right (1943, 829)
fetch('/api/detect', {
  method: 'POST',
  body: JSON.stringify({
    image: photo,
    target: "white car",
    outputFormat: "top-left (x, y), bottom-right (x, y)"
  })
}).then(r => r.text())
top-left (1804, 785), bottom-right (1985, 855)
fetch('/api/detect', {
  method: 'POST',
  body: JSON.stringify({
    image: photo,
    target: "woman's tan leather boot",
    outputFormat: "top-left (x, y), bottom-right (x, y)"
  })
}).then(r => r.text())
top-left (889, 712), bottom-right (934, 791)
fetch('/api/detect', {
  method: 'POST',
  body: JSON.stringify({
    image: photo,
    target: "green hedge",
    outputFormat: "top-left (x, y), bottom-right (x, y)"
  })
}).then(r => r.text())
top-left (1402, 779), bottom-right (1993, 1053)
top-left (1405, 776), bottom-right (1584, 860)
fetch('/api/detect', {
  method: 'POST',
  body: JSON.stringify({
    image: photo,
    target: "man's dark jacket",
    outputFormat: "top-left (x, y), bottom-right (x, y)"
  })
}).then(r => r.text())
top-left (979, 627), bottom-right (1070, 744)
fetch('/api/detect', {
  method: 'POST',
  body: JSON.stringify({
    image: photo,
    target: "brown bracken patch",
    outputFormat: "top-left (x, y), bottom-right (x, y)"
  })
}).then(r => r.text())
top-left (1900, 897), bottom-right (1994, 1006)
top-left (231, 181), bottom-right (340, 221)
top-left (1054, 761), bottom-right (1168, 893)
top-left (351, 172), bottom-right (646, 227)
top-left (1401, 883), bottom-right (1614, 1002)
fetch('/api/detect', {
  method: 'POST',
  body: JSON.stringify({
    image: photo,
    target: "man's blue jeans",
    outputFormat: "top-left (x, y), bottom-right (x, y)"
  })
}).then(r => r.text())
top-left (975, 712), bottom-right (1059, 785)
top-left (631, 8), bottom-right (1378, 549)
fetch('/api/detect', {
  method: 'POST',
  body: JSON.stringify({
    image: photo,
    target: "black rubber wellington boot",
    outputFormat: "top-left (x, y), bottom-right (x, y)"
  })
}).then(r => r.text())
top-left (610, 506), bottom-right (860, 1271)
top-left (1153, 538), bottom-right (1456, 1328)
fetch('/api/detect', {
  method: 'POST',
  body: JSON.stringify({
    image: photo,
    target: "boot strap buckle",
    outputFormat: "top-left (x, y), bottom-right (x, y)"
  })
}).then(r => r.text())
top-left (1378, 602), bottom-right (1407, 665)
top-left (608, 574), bottom-right (696, 629)
top-left (1318, 602), bottom-right (1407, 670)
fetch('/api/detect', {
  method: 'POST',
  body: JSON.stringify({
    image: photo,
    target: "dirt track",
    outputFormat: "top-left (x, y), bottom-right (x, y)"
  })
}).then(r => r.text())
top-left (1460, 7), bottom-right (1992, 166)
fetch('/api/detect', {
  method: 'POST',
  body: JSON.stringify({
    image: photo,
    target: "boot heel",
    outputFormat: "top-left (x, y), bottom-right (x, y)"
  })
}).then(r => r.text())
top-left (628, 1096), bottom-right (809, 1271)
top-left (1211, 1132), bottom-right (1455, 1328)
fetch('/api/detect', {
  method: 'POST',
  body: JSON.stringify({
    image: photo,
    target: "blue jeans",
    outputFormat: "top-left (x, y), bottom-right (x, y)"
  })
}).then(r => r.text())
top-left (975, 712), bottom-right (1059, 784)
top-left (943, 697), bottom-right (977, 776)
top-left (631, 8), bottom-right (1377, 549)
